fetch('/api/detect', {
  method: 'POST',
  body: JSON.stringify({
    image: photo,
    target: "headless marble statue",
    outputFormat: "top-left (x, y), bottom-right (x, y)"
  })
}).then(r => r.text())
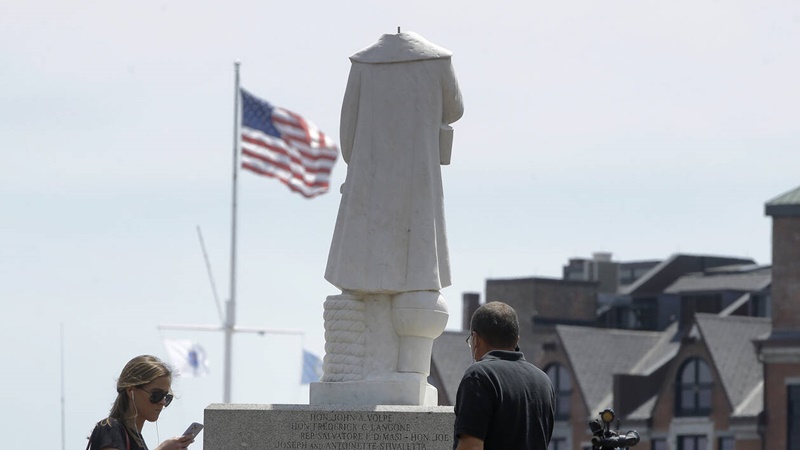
top-left (311, 31), bottom-right (463, 406)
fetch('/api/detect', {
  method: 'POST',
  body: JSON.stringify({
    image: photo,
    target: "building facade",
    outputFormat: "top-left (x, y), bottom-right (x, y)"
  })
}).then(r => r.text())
top-left (430, 184), bottom-right (800, 450)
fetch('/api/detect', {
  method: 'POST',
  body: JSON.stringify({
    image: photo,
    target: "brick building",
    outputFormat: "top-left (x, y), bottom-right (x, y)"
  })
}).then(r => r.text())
top-left (429, 184), bottom-right (800, 450)
top-left (755, 185), bottom-right (800, 450)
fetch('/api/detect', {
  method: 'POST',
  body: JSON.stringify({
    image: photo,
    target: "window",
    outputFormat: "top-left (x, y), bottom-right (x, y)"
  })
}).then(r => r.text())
top-left (548, 437), bottom-right (566, 450)
top-left (678, 435), bottom-right (707, 450)
top-left (631, 298), bottom-right (658, 330)
top-left (675, 358), bottom-right (713, 416)
top-left (652, 438), bottom-right (667, 450)
top-left (718, 437), bottom-right (734, 450)
top-left (789, 385), bottom-right (800, 450)
top-left (750, 293), bottom-right (770, 317)
top-left (681, 295), bottom-right (721, 328)
top-left (546, 364), bottom-right (572, 420)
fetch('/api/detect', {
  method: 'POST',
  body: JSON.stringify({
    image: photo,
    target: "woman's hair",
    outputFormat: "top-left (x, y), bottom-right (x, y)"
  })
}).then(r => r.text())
top-left (106, 355), bottom-right (173, 445)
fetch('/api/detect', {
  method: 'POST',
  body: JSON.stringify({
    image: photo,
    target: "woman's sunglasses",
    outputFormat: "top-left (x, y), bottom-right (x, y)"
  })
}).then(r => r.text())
top-left (137, 386), bottom-right (174, 407)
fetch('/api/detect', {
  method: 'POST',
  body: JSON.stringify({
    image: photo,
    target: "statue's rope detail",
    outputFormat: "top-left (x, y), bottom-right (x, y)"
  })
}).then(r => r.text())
top-left (321, 295), bottom-right (365, 381)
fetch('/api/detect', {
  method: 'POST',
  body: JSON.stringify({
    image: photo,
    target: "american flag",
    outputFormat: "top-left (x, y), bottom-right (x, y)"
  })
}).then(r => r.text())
top-left (240, 88), bottom-right (338, 198)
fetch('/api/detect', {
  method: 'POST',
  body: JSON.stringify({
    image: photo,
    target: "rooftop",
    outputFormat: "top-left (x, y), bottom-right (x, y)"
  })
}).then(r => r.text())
top-left (765, 184), bottom-right (800, 217)
top-left (557, 325), bottom-right (673, 415)
top-left (694, 313), bottom-right (771, 417)
top-left (664, 266), bottom-right (771, 294)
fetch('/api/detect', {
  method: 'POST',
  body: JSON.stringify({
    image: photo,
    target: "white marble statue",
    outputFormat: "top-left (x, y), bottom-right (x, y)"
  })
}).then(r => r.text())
top-left (325, 31), bottom-right (463, 292)
top-left (312, 31), bottom-right (463, 406)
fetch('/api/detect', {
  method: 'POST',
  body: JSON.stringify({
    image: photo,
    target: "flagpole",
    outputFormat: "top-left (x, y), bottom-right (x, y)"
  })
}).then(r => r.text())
top-left (225, 60), bottom-right (241, 403)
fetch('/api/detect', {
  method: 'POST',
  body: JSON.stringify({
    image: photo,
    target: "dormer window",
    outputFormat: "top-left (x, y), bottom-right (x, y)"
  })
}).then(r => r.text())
top-left (545, 363), bottom-right (572, 420)
top-left (675, 357), bottom-right (713, 416)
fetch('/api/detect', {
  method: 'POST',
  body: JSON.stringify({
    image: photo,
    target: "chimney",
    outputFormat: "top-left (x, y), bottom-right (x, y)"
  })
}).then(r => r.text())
top-left (462, 292), bottom-right (480, 331)
top-left (593, 252), bottom-right (613, 262)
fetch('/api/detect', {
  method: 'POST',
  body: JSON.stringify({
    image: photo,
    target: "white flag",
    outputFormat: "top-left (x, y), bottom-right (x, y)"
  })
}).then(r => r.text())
top-left (301, 349), bottom-right (323, 384)
top-left (164, 339), bottom-right (210, 378)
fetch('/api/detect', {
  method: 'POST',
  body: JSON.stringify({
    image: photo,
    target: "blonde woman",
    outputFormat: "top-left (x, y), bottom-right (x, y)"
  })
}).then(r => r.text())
top-left (87, 355), bottom-right (195, 450)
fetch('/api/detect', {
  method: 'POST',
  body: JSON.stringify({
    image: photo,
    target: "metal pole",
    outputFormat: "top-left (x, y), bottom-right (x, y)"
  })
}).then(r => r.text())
top-left (196, 225), bottom-right (225, 324)
top-left (225, 61), bottom-right (241, 403)
top-left (60, 323), bottom-right (65, 450)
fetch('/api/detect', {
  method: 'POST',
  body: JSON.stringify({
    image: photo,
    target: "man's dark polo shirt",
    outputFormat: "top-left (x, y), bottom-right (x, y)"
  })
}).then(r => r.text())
top-left (453, 350), bottom-right (555, 450)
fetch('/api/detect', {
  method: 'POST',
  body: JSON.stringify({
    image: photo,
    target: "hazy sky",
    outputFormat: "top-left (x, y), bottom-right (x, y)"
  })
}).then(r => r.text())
top-left (2, 1), bottom-right (799, 449)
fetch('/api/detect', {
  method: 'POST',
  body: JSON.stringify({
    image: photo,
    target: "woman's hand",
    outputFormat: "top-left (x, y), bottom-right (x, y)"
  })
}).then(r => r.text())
top-left (154, 434), bottom-right (195, 450)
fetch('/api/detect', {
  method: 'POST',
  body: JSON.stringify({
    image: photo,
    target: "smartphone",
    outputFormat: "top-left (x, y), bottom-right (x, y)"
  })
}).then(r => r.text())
top-left (183, 422), bottom-right (204, 439)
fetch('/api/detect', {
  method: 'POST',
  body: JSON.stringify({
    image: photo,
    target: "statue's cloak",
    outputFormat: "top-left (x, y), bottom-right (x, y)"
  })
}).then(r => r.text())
top-left (325, 32), bottom-right (464, 293)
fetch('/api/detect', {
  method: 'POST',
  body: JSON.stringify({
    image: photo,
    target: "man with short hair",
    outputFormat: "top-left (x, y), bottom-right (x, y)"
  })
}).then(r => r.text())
top-left (453, 301), bottom-right (555, 450)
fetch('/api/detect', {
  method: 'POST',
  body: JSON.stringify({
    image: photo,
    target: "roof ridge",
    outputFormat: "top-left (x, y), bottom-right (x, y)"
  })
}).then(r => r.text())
top-left (695, 313), bottom-right (771, 324)
top-left (629, 323), bottom-right (678, 373)
top-left (557, 324), bottom-right (664, 337)
top-left (734, 380), bottom-right (763, 416)
top-left (620, 255), bottom-right (676, 294)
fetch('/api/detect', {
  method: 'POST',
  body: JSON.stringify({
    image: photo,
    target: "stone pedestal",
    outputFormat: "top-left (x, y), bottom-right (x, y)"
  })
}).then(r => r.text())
top-left (204, 404), bottom-right (454, 450)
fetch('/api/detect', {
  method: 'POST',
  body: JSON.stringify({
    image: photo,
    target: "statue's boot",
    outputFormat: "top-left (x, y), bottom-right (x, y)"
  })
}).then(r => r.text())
top-left (391, 290), bottom-right (449, 374)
